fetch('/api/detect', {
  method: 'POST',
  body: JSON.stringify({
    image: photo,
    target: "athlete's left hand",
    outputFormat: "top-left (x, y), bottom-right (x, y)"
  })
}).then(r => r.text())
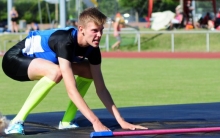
top-left (119, 120), bottom-right (148, 130)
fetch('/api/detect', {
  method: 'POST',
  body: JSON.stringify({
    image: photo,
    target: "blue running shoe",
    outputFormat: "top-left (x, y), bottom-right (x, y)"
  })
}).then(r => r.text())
top-left (58, 121), bottom-right (79, 129)
top-left (4, 121), bottom-right (24, 135)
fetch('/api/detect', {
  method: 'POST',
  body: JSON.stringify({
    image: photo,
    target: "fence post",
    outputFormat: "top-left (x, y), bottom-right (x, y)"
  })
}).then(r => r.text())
top-left (206, 32), bottom-right (210, 52)
top-left (137, 32), bottom-right (141, 52)
top-left (106, 33), bottom-right (109, 52)
top-left (171, 33), bottom-right (175, 52)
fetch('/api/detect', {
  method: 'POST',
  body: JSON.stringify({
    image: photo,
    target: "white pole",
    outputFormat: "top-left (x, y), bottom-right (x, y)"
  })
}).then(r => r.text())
top-left (59, 0), bottom-right (66, 28)
top-left (55, 3), bottom-right (58, 22)
top-left (171, 33), bottom-right (175, 52)
top-left (38, 0), bottom-right (43, 24)
top-left (105, 18), bottom-right (112, 52)
top-left (46, 3), bottom-right (51, 23)
top-left (192, 0), bottom-right (196, 25)
top-left (7, 0), bottom-right (13, 31)
top-left (75, 0), bottom-right (78, 17)
top-left (137, 32), bottom-right (140, 52)
top-left (206, 33), bottom-right (210, 52)
top-left (106, 33), bottom-right (109, 52)
top-left (78, 0), bottom-right (82, 19)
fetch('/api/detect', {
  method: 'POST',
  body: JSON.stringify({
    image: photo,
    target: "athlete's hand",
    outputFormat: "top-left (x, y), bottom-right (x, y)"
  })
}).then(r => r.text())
top-left (119, 120), bottom-right (148, 130)
top-left (92, 120), bottom-right (111, 132)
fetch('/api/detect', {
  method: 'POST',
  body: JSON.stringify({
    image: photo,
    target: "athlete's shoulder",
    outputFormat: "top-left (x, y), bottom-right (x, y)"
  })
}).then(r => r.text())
top-left (51, 27), bottom-right (77, 36)
top-left (36, 27), bottom-right (77, 34)
top-left (59, 26), bottom-right (77, 31)
top-left (48, 27), bottom-right (77, 50)
top-left (54, 27), bottom-right (77, 33)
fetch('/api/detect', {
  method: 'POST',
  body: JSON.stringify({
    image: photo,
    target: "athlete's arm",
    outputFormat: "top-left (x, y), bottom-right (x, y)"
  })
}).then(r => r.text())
top-left (90, 64), bottom-right (148, 130)
top-left (58, 57), bottom-right (110, 132)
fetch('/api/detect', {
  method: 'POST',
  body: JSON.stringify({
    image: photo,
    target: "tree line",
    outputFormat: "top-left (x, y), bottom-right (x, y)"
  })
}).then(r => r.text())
top-left (1, 0), bottom-right (216, 24)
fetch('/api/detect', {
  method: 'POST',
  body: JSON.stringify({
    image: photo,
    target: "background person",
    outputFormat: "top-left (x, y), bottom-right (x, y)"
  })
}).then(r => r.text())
top-left (184, 0), bottom-right (194, 27)
top-left (111, 12), bottom-right (125, 51)
top-left (10, 7), bottom-right (19, 33)
top-left (30, 22), bottom-right (40, 31)
top-left (67, 19), bottom-right (78, 28)
top-left (26, 22), bottom-right (40, 33)
top-left (167, 5), bottom-right (183, 30)
top-left (215, 9), bottom-right (220, 30)
top-left (195, 12), bottom-right (215, 30)
top-left (2, 7), bottom-right (147, 135)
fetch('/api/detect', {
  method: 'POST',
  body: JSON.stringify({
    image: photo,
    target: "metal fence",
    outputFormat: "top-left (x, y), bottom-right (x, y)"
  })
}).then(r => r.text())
top-left (103, 29), bottom-right (220, 52)
top-left (0, 33), bottom-right (26, 54)
top-left (0, 30), bottom-right (220, 53)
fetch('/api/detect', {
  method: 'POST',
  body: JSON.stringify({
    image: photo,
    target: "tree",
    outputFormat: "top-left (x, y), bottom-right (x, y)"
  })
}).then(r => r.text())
top-left (97, 0), bottom-right (119, 19)
top-left (118, 0), bottom-right (179, 17)
top-left (14, 0), bottom-right (55, 24)
top-left (0, 0), bottom-right (55, 24)
top-left (0, 0), bottom-right (7, 21)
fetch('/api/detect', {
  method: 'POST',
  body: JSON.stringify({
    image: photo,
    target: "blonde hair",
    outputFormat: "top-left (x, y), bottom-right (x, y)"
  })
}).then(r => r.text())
top-left (78, 7), bottom-right (107, 26)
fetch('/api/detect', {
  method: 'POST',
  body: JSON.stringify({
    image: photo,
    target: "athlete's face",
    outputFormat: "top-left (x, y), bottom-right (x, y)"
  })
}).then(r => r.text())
top-left (81, 22), bottom-right (104, 47)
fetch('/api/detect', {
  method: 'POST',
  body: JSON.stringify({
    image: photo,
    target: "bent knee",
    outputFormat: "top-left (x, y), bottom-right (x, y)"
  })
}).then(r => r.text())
top-left (47, 66), bottom-right (62, 83)
top-left (72, 62), bottom-right (92, 79)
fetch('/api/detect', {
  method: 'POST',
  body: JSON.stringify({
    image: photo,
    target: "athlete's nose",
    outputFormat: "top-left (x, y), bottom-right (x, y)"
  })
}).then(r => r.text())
top-left (97, 31), bottom-right (102, 37)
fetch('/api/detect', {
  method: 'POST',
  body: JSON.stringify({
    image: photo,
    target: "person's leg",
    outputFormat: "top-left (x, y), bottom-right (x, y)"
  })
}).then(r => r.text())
top-left (14, 22), bottom-right (18, 33)
top-left (59, 60), bottom-right (93, 129)
top-left (112, 35), bottom-right (121, 50)
top-left (111, 41), bottom-right (120, 50)
top-left (59, 77), bottom-right (92, 128)
top-left (5, 58), bottom-right (62, 134)
top-left (13, 58), bottom-right (62, 121)
top-left (208, 20), bottom-right (214, 30)
top-left (11, 77), bottom-right (56, 123)
top-left (11, 21), bottom-right (15, 33)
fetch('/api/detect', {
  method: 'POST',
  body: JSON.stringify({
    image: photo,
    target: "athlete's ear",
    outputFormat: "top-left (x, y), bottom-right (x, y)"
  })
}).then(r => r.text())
top-left (78, 25), bottom-right (85, 36)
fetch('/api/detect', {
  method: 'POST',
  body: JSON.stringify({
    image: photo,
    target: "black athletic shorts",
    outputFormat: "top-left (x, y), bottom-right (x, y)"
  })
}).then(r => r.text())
top-left (2, 38), bottom-right (34, 81)
top-left (11, 17), bottom-right (18, 22)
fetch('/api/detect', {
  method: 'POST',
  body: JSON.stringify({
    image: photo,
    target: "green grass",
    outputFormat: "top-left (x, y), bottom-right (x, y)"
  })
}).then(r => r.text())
top-left (1, 57), bottom-right (220, 115)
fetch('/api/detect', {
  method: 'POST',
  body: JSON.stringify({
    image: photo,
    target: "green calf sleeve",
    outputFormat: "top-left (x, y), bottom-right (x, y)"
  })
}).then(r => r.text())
top-left (12, 77), bottom-right (56, 124)
top-left (61, 77), bottom-right (92, 126)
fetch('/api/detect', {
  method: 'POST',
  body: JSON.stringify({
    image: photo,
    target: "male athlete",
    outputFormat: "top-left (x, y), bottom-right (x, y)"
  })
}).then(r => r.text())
top-left (2, 7), bottom-right (147, 135)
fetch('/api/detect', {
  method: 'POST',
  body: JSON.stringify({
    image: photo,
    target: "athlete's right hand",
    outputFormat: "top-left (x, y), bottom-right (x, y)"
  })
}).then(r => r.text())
top-left (92, 120), bottom-right (111, 132)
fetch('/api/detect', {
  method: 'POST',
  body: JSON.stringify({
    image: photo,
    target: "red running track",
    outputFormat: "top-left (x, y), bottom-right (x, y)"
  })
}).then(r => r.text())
top-left (101, 52), bottom-right (220, 59)
top-left (1, 51), bottom-right (220, 59)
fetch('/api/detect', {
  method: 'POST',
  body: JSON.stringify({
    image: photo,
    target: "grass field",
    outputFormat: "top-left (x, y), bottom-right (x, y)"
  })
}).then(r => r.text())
top-left (1, 57), bottom-right (220, 115)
